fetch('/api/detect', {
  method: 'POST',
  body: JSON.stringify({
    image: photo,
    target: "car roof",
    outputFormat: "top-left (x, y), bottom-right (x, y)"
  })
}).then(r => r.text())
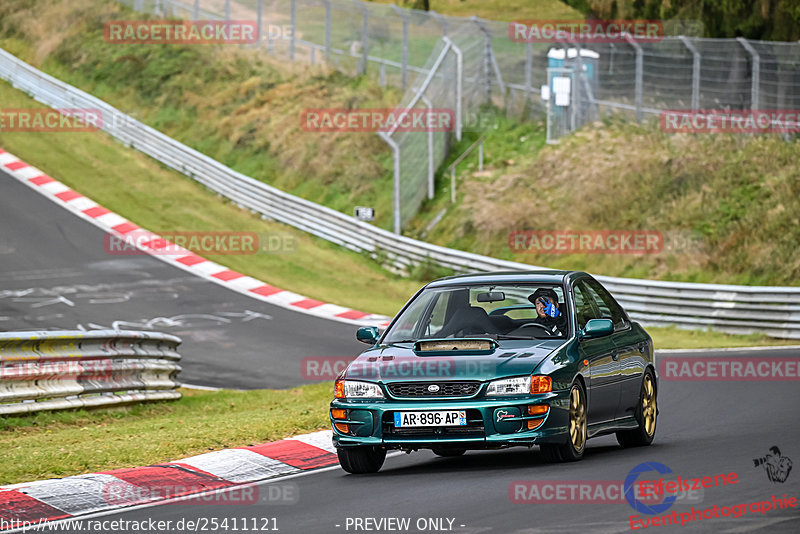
top-left (426, 270), bottom-right (586, 288)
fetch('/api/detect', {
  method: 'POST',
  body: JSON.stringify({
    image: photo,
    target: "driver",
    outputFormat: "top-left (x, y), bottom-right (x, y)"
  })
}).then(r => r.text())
top-left (528, 288), bottom-right (567, 335)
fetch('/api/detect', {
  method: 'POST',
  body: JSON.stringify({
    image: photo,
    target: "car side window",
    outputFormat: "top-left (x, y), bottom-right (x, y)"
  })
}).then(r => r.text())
top-left (583, 279), bottom-right (628, 330)
top-left (425, 292), bottom-right (450, 337)
top-left (573, 282), bottom-right (601, 331)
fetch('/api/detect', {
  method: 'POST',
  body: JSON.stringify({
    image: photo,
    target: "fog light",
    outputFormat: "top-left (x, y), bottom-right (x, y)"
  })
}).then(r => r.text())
top-left (527, 405), bottom-right (549, 416)
top-left (527, 418), bottom-right (545, 430)
top-left (331, 408), bottom-right (347, 419)
top-left (334, 423), bottom-right (350, 433)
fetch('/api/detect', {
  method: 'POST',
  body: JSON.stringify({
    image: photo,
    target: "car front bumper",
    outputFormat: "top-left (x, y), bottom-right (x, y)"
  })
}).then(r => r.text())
top-left (330, 389), bottom-right (571, 450)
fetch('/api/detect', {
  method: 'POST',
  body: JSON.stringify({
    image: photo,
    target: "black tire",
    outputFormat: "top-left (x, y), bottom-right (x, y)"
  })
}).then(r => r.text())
top-left (432, 448), bottom-right (466, 457)
top-left (337, 446), bottom-right (387, 474)
top-left (616, 369), bottom-right (657, 448)
top-left (540, 381), bottom-right (587, 463)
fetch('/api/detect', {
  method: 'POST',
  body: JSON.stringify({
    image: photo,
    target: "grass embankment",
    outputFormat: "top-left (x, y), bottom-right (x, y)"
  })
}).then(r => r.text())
top-left (419, 120), bottom-right (800, 287)
top-left (368, 0), bottom-right (580, 20)
top-left (0, 385), bottom-right (331, 485)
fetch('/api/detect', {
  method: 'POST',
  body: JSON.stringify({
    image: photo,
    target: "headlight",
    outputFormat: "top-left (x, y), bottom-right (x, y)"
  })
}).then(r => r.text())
top-left (486, 376), bottom-right (531, 396)
top-left (334, 379), bottom-right (384, 399)
top-left (486, 375), bottom-right (552, 396)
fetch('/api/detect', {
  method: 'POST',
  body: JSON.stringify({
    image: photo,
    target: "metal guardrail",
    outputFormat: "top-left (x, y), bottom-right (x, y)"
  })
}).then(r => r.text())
top-left (1, 48), bottom-right (799, 338)
top-left (0, 330), bottom-right (182, 415)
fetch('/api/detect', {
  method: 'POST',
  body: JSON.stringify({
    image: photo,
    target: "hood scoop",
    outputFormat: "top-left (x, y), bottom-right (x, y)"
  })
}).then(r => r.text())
top-left (413, 338), bottom-right (499, 356)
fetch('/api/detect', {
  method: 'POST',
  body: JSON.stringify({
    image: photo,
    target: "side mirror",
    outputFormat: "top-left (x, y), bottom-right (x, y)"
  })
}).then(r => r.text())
top-left (581, 318), bottom-right (614, 339)
top-left (356, 326), bottom-right (380, 345)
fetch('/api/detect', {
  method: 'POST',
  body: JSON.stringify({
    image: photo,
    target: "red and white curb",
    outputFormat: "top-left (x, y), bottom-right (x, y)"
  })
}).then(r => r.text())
top-left (0, 430), bottom-right (337, 526)
top-left (0, 147), bottom-right (391, 328)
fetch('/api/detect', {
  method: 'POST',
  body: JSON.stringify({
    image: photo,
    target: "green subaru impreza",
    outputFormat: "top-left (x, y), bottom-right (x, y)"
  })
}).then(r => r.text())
top-left (330, 270), bottom-right (657, 473)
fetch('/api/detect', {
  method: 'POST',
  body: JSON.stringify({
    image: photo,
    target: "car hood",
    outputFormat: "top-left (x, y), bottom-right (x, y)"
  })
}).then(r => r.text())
top-left (343, 339), bottom-right (565, 383)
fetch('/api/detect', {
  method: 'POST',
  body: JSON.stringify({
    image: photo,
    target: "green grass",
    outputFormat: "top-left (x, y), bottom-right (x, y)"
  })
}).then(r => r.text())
top-left (647, 326), bottom-right (799, 350)
top-left (0, 385), bottom-right (332, 485)
top-left (368, 0), bottom-right (581, 21)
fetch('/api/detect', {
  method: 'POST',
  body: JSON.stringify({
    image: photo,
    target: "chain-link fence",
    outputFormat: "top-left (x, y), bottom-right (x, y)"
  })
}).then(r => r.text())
top-left (116, 0), bottom-right (800, 229)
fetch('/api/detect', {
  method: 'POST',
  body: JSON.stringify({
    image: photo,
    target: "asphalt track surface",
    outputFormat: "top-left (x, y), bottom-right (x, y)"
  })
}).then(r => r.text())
top-left (0, 168), bottom-right (362, 389)
top-left (3, 169), bottom-right (800, 533)
top-left (79, 361), bottom-right (800, 533)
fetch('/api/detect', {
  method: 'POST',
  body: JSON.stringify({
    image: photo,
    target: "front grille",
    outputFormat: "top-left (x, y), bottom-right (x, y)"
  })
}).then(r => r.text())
top-left (387, 381), bottom-right (481, 398)
top-left (382, 409), bottom-right (485, 438)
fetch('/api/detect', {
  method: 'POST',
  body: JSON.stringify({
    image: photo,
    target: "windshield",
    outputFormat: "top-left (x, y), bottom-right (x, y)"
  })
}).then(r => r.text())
top-left (383, 284), bottom-right (568, 343)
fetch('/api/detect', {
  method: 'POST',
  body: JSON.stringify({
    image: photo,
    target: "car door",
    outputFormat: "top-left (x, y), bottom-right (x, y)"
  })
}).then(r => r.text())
top-left (573, 279), bottom-right (620, 425)
top-left (584, 278), bottom-right (647, 421)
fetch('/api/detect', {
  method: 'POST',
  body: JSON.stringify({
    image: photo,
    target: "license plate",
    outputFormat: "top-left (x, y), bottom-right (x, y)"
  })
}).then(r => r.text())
top-left (393, 410), bottom-right (467, 428)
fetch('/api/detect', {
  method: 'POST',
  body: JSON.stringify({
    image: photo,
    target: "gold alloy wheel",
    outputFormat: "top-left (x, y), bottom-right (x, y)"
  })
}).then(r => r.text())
top-left (569, 386), bottom-right (587, 452)
top-left (642, 374), bottom-right (657, 437)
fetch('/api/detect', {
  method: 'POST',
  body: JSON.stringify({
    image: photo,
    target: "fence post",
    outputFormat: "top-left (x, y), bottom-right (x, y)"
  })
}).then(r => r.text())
top-left (134, 0), bottom-right (143, 11)
top-left (444, 37), bottom-right (462, 141)
top-left (379, 133), bottom-right (402, 234)
top-left (257, 0), bottom-right (263, 46)
top-left (154, 0), bottom-right (162, 16)
top-left (290, 0), bottom-right (297, 61)
top-left (525, 41), bottom-right (533, 110)
top-left (678, 36), bottom-right (701, 111)
top-left (225, 0), bottom-right (230, 20)
top-left (357, 2), bottom-right (370, 76)
top-left (324, 0), bottom-right (332, 60)
top-left (624, 32), bottom-right (643, 122)
top-left (422, 96), bottom-right (435, 200)
top-left (192, 0), bottom-right (199, 18)
top-left (379, 62), bottom-right (386, 86)
top-left (391, 5), bottom-right (409, 91)
top-left (430, 10), bottom-right (448, 37)
top-left (737, 37), bottom-right (760, 111)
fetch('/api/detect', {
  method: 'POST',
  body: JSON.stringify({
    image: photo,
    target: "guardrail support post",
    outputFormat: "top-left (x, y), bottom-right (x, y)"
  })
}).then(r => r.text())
top-left (225, 0), bottom-right (231, 20)
top-left (737, 37), bottom-right (760, 111)
top-left (478, 139), bottom-right (484, 171)
top-left (192, 0), bottom-right (199, 18)
top-left (679, 36), bottom-right (701, 111)
top-left (134, 0), bottom-right (143, 11)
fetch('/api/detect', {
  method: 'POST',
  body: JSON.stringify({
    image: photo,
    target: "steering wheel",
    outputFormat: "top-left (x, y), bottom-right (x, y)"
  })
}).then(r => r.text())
top-left (517, 322), bottom-right (557, 335)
